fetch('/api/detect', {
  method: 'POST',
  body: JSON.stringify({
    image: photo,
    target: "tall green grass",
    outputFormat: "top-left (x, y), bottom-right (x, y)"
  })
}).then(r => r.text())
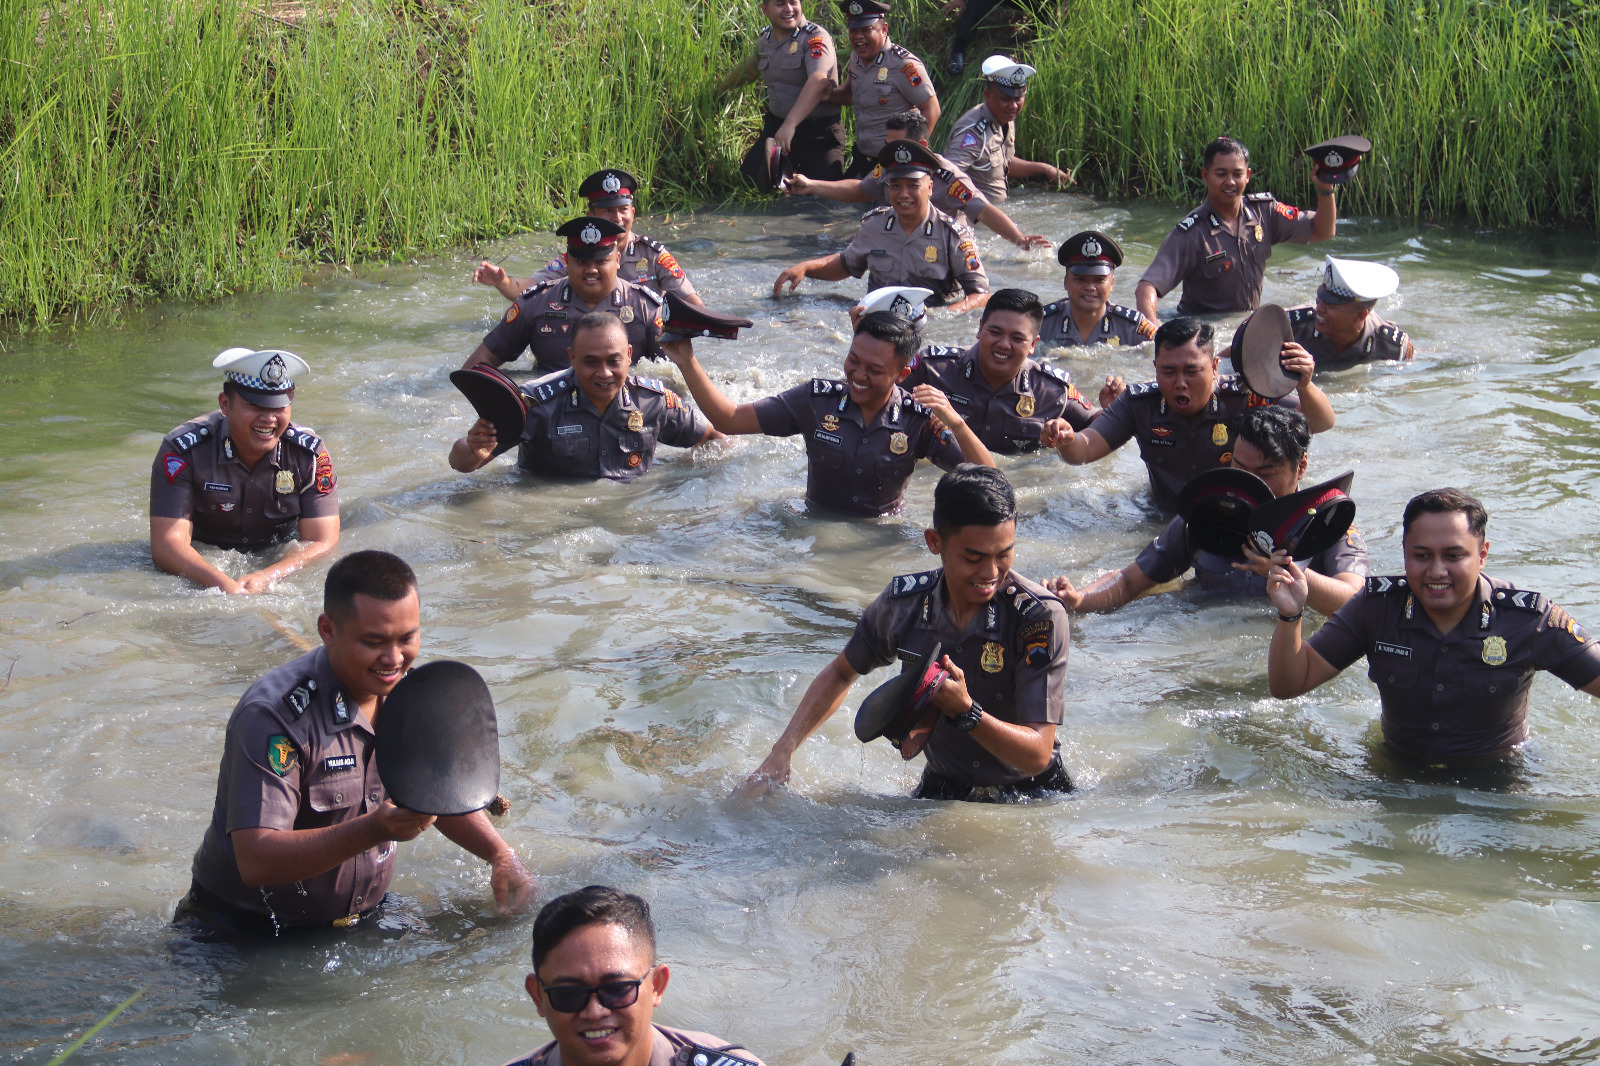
top-left (1019, 0), bottom-right (1600, 226)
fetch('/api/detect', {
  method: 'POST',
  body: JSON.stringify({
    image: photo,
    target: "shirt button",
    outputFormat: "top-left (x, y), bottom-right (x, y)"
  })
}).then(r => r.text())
top-left (354, 895), bottom-right (363, 906)
top-left (369, 792), bottom-right (379, 803)
top-left (246, 507), bottom-right (254, 514)
top-left (856, 468), bottom-right (863, 474)
top-left (335, 792), bottom-right (344, 803)
top-left (1488, 685), bottom-right (1497, 694)
top-left (1431, 722), bottom-right (1440, 731)
top-left (1387, 675), bottom-right (1396, 683)
top-left (1435, 684), bottom-right (1444, 692)
top-left (972, 761), bottom-right (982, 768)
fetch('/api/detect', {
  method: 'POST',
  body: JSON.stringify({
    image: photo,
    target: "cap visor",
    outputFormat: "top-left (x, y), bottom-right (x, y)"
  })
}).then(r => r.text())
top-left (233, 386), bottom-right (293, 409)
top-left (883, 165), bottom-right (930, 179)
top-left (1068, 263), bottom-right (1113, 276)
top-left (1315, 284), bottom-right (1356, 306)
top-left (990, 83), bottom-right (1026, 97)
top-left (565, 245), bottom-right (617, 261)
top-left (846, 14), bottom-right (882, 26)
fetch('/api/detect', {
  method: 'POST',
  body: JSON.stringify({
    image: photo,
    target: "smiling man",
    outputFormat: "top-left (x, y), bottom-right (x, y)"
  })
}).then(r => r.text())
top-left (452, 315), bottom-right (717, 481)
top-left (1051, 316), bottom-right (1335, 514)
top-left (827, 0), bottom-right (938, 176)
top-left (506, 886), bottom-right (765, 1066)
top-left (739, 465), bottom-right (1072, 802)
top-left (941, 56), bottom-right (1069, 203)
top-left (174, 551), bottom-right (535, 936)
top-left (1243, 255), bottom-right (1415, 373)
top-left (149, 347), bottom-right (340, 594)
top-left (1267, 489), bottom-right (1600, 763)
top-left (721, 0), bottom-right (847, 181)
top-left (1038, 231), bottom-right (1157, 349)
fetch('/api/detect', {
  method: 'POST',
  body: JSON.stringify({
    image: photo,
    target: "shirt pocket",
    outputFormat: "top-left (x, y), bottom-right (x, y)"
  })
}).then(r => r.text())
top-left (308, 778), bottom-right (361, 814)
top-left (1201, 250), bottom-right (1232, 279)
top-left (553, 434), bottom-right (591, 457)
top-left (1367, 660), bottom-right (1418, 690)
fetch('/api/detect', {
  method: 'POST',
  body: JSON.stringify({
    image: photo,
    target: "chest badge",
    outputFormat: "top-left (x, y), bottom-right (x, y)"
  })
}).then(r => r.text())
top-left (1211, 423), bottom-right (1229, 447)
top-left (981, 641), bottom-right (1004, 673)
top-left (889, 431), bottom-right (909, 455)
top-left (821, 413), bottom-right (841, 432)
top-left (789, 40), bottom-right (798, 53)
top-left (1253, 223), bottom-right (1264, 242)
top-left (876, 66), bottom-right (888, 82)
top-left (1015, 395), bottom-right (1035, 418)
top-left (923, 244), bottom-right (938, 263)
top-left (637, 259), bottom-right (649, 274)
top-left (627, 409), bottom-right (644, 432)
top-left (1106, 336), bottom-right (1120, 347)
top-left (275, 470), bottom-right (295, 494)
top-left (619, 305), bottom-right (635, 324)
top-left (1481, 636), bottom-right (1508, 666)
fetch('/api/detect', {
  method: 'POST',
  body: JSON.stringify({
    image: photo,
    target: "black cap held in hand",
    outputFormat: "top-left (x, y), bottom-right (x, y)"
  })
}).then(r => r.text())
top-left (376, 661), bottom-right (501, 816)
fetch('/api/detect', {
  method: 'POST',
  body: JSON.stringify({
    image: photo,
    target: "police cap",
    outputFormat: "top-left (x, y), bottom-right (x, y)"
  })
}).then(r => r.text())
top-left (577, 168), bottom-right (638, 208)
top-left (1303, 135), bottom-right (1370, 185)
top-left (1317, 256), bottom-right (1400, 306)
top-left (839, 0), bottom-right (889, 28)
top-left (854, 642), bottom-right (948, 760)
top-left (555, 216), bottom-right (626, 260)
top-left (1176, 467), bottom-right (1273, 559)
top-left (375, 660), bottom-right (501, 817)
top-left (860, 285), bottom-right (933, 328)
top-left (980, 54), bottom-right (1036, 97)
top-left (877, 138), bottom-right (939, 178)
top-left (214, 347), bottom-right (309, 409)
top-left (1057, 230), bottom-right (1123, 275)
top-left (1248, 470), bottom-right (1356, 560)
top-left (1229, 303), bottom-right (1298, 400)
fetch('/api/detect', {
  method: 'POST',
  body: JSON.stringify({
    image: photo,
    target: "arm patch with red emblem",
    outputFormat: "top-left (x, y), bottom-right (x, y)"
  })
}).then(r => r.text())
top-left (900, 62), bottom-right (923, 87)
top-left (947, 179), bottom-right (973, 203)
top-left (503, 303), bottom-right (519, 323)
top-left (656, 251), bottom-right (685, 280)
top-left (162, 453), bottom-right (188, 484)
top-left (958, 238), bottom-right (980, 271)
top-left (807, 35), bottom-right (825, 58)
top-left (314, 450), bottom-right (335, 494)
top-left (1273, 201), bottom-right (1300, 220)
top-left (1137, 318), bottom-right (1157, 339)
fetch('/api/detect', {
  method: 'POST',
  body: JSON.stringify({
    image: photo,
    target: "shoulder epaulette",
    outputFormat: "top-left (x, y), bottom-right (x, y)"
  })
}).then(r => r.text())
top-left (1107, 304), bottom-right (1142, 324)
top-left (1366, 575), bottom-right (1408, 595)
top-left (901, 393), bottom-right (930, 416)
top-left (1176, 211), bottom-right (1201, 232)
top-left (861, 204), bottom-right (894, 222)
top-left (1126, 380), bottom-right (1160, 398)
top-left (1378, 324), bottom-right (1407, 341)
top-left (887, 42), bottom-right (911, 58)
top-left (1041, 298), bottom-right (1067, 317)
top-left (890, 569), bottom-right (939, 596)
top-left (629, 375), bottom-right (667, 394)
top-left (921, 344), bottom-right (964, 360)
top-left (1038, 362), bottom-right (1070, 384)
top-left (680, 1047), bottom-right (758, 1066)
top-left (1288, 306), bottom-right (1316, 323)
top-left (283, 676), bottom-right (318, 718)
top-left (634, 285), bottom-right (664, 307)
top-left (1245, 191), bottom-right (1275, 202)
top-left (632, 233), bottom-right (665, 253)
top-left (170, 423), bottom-right (212, 452)
top-left (530, 370), bottom-right (577, 402)
top-left (518, 280), bottom-right (556, 300)
top-left (759, 25), bottom-right (772, 39)
top-left (974, 116), bottom-right (992, 133)
top-left (1214, 376), bottom-right (1247, 395)
top-left (803, 21), bottom-right (821, 32)
top-left (1492, 587), bottom-right (1546, 613)
top-left (1002, 579), bottom-right (1047, 620)
top-left (811, 378), bottom-right (846, 395)
top-left (282, 426), bottom-right (324, 454)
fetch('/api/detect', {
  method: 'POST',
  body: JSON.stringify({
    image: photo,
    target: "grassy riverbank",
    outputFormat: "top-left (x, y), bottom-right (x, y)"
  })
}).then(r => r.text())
top-left (1, 0), bottom-right (1596, 329)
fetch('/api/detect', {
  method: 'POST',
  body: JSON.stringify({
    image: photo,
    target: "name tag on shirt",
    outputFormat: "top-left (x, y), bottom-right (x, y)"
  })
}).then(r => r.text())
top-left (868, 249), bottom-right (888, 256)
top-left (324, 755), bottom-right (358, 772)
top-left (1374, 641), bottom-right (1412, 659)
top-left (557, 424), bottom-right (584, 436)
top-left (203, 482), bottom-right (233, 492)
top-left (814, 430), bottom-right (843, 445)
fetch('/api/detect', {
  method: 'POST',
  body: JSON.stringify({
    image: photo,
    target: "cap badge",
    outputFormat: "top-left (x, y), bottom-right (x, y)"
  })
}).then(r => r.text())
top-left (848, 0), bottom-right (862, 12)
top-left (580, 223), bottom-right (601, 245)
top-left (1009, 69), bottom-right (1028, 86)
top-left (894, 145), bottom-right (912, 164)
top-left (260, 353), bottom-right (287, 385)
top-left (1082, 238), bottom-right (1101, 257)
top-left (601, 173), bottom-right (622, 193)
top-left (890, 294), bottom-right (911, 315)
top-left (1325, 150), bottom-right (1344, 167)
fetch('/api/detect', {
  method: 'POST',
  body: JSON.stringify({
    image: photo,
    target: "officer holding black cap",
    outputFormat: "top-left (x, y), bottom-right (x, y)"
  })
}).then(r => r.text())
top-left (942, 56), bottom-right (1070, 204)
top-left (722, 0), bottom-right (847, 181)
top-left (1039, 231), bottom-right (1158, 349)
top-left (149, 347), bottom-right (340, 595)
top-left (474, 169), bottom-right (701, 306)
top-left (828, 0), bottom-right (939, 176)
top-left (1253, 255), bottom-right (1414, 372)
top-left (465, 217), bottom-right (668, 374)
top-left (737, 465), bottom-right (1072, 802)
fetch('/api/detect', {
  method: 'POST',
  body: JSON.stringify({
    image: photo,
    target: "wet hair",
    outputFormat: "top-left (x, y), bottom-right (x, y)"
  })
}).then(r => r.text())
top-left (1401, 488), bottom-right (1489, 543)
top-left (323, 551), bottom-right (418, 622)
top-left (932, 464), bottom-right (1016, 535)
top-left (1232, 405), bottom-right (1309, 467)
top-left (854, 310), bottom-right (921, 364)
top-left (532, 886), bottom-right (657, 971)
top-left (1203, 136), bottom-right (1250, 168)
top-left (572, 311), bottom-right (628, 347)
top-left (1152, 316), bottom-right (1215, 357)
top-left (978, 288), bottom-right (1043, 331)
top-left (885, 110), bottom-right (928, 142)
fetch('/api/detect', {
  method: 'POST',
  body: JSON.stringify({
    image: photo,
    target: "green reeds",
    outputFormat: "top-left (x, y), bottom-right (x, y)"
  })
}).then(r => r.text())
top-left (1019, 0), bottom-right (1600, 225)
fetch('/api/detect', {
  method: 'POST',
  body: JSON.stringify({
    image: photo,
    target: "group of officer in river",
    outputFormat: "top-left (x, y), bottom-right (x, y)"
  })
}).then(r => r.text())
top-left (140, 0), bottom-right (1600, 1060)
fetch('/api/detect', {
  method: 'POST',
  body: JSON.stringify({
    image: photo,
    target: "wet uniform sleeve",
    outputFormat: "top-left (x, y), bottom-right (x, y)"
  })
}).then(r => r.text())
top-left (297, 448), bottom-right (339, 520)
top-left (752, 383), bottom-right (814, 437)
top-left (1133, 516), bottom-right (1194, 584)
top-left (919, 412), bottom-right (966, 470)
top-left (1058, 379), bottom-right (1097, 432)
top-left (842, 588), bottom-right (900, 675)
top-left (1089, 391), bottom-right (1136, 450)
top-left (1533, 602), bottom-right (1600, 689)
top-left (638, 299), bottom-right (667, 361)
top-left (950, 223), bottom-right (988, 295)
top-left (649, 246), bottom-right (697, 300)
top-left (222, 701), bottom-right (304, 834)
top-left (1306, 591), bottom-right (1373, 671)
top-left (150, 444), bottom-right (196, 520)
top-left (1309, 527), bottom-right (1369, 579)
top-left (656, 393), bottom-right (709, 449)
top-left (1265, 199), bottom-right (1318, 246)
top-left (838, 223), bottom-right (875, 278)
top-left (1139, 227), bottom-right (1196, 298)
top-left (1013, 596), bottom-right (1069, 726)
top-left (480, 297), bottom-right (538, 364)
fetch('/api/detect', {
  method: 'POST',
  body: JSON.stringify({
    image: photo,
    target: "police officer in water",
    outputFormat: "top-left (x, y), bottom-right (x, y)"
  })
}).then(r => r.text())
top-left (1236, 255), bottom-right (1415, 374)
top-left (1267, 488), bottom-right (1600, 765)
top-left (828, 0), bottom-right (939, 177)
top-left (149, 348), bottom-right (339, 594)
top-left (941, 56), bottom-right (1070, 204)
top-left (1038, 231), bottom-right (1158, 350)
top-left (722, 0), bottom-right (848, 181)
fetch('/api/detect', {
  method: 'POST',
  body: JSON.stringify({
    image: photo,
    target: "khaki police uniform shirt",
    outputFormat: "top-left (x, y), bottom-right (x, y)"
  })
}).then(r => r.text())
top-left (531, 233), bottom-right (697, 302)
top-left (1309, 575), bottom-right (1600, 759)
top-left (481, 279), bottom-right (666, 374)
top-left (1139, 193), bottom-right (1319, 314)
top-left (845, 41), bottom-right (935, 156)
top-left (150, 410), bottom-right (338, 551)
top-left (1134, 513), bottom-right (1370, 592)
top-left (858, 150), bottom-right (989, 225)
top-left (190, 647), bottom-right (392, 926)
top-left (839, 205), bottom-right (988, 306)
top-left (844, 568), bottom-right (1070, 786)
top-left (756, 21), bottom-right (840, 120)
top-left (503, 1025), bottom-right (765, 1066)
top-left (942, 102), bottom-right (1015, 204)
top-left (1284, 305), bottom-right (1412, 372)
top-left (1090, 377), bottom-right (1300, 513)
top-left (904, 342), bottom-right (1096, 453)
top-left (516, 370), bottom-right (707, 481)
top-left (1039, 300), bottom-right (1158, 349)
top-left (752, 379), bottom-right (966, 516)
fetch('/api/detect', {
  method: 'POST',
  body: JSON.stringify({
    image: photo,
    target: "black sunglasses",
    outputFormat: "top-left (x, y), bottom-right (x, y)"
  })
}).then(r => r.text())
top-left (540, 968), bottom-right (653, 1014)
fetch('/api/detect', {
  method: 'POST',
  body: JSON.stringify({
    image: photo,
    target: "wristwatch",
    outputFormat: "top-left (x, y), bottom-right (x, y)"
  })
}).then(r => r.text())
top-left (952, 700), bottom-right (984, 732)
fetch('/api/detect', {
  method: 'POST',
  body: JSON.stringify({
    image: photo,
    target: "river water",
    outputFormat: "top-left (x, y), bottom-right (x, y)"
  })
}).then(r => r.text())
top-left (2, 191), bottom-right (1599, 1065)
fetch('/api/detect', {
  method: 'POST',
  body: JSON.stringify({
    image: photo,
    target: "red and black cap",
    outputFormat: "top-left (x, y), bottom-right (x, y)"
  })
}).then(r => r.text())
top-left (375, 661), bottom-right (501, 817)
top-left (877, 138), bottom-right (940, 178)
top-left (1303, 135), bottom-right (1371, 186)
top-left (1229, 303), bottom-right (1298, 400)
top-left (577, 168), bottom-right (638, 208)
top-left (1248, 471), bottom-right (1356, 560)
top-left (555, 216), bottom-right (626, 261)
top-left (1176, 467), bottom-right (1274, 558)
top-left (1057, 230), bottom-right (1124, 276)
top-left (660, 290), bottom-right (754, 341)
top-left (854, 643), bottom-right (949, 761)
top-left (449, 363), bottom-right (529, 458)
top-left (839, 0), bottom-right (889, 27)
top-left (748, 137), bottom-right (791, 194)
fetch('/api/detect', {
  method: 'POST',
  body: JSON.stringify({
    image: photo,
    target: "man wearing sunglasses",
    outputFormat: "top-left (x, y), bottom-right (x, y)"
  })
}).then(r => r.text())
top-left (506, 885), bottom-right (765, 1066)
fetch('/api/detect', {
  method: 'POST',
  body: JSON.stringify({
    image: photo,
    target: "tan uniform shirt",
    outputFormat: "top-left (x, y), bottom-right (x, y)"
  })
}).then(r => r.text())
top-left (858, 150), bottom-right (989, 225)
top-left (530, 234), bottom-right (697, 301)
top-left (838, 205), bottom-right (988, 306)
top-left (1039, 300), bottom-right (1157, 349)
top-left (846, 41), bottom-right (935, 156)
top-left (481, 279), bottom-right (665, 374)
top-left (942, 102), bottom-right (1015, 203)
top-left (751, 378), bottom-right (966, 516)
top-left (1139, 193), bottom-right (1318, 314)
top-left (1284, 304), bottom-right (1412, 372)
top-left (503, 1025), bottom-right (765, 1066)
top-left (190, 647), bottom-right (392, 926)
top-left (516, 370), bottom-right (707, 481)
top-left (844, 568), bottom-right (1069, 786)
top-left (756, 20), bottom-right (840, 120)
top-left (904, 342), bottom-right (1095, 453)
top-left (150, 410), bottom-right (338, 551)
top-left (1309, 575), bottom-right (1600, 759)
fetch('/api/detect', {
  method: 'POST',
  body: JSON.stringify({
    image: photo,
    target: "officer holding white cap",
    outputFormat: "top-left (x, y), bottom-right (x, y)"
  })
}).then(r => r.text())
top-left (1239, 256), bottom-right (1414, 373)
top-left (149, 348), bottom-right (340, 594)
top-left (942, 55), bottom-right (1069, 203)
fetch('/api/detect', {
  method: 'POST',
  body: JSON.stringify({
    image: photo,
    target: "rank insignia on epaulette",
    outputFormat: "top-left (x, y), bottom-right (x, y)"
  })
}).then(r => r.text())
top-left (1366, 576), bottom-right (1407, 594)
top-left (285, 678), bottom-right (317, 718)
top-left (1494, 589), bottom-right (1544, 612)
top-left (1246, 191), bottom-right (1274, 201)
top-left (1177, 214), bottom-right (1198, 231)
top-left (891, 571), bottom-right (936, 596)
top-left (1126, 381), bottom-right (1159, 397)
top-left (1039, 363), bottom-right (1067, 383)
top-left (172, 425), bottom-right (211, 451)
top-left (812, 378), bottom-right (844, 394)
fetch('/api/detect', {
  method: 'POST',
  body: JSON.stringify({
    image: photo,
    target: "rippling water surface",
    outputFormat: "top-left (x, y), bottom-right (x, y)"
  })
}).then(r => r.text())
top-left (2, 192), bottom-right (1599, 1065)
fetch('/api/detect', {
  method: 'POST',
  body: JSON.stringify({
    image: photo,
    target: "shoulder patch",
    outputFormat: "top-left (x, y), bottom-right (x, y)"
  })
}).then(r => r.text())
top-left (811, 378), bottom-right (846, 395)
top-left (1245, 191), bottom-right (1275, 202)
top-left (282, 426), bottom-right (324, 454)
top-left (1366, 575), bottom-right (1408, 595)
top-left (891, 570), bottom-right (939, 597)
top-left (169, 424), bottom-right (213, 452)
top-left (530, 371), bottom-right (577, 402)
top-left (1126, 381), bottom-right (1160, 397)
top-left (1493, 587), bottom-right (1546, 613)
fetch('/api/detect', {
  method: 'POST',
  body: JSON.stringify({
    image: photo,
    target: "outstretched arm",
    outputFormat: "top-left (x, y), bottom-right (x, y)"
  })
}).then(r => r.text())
top-left (773, 254), bottom-right (851, 296)
top-left (1045, 561), bottom-right (1156, 615)
top-left (151, 517), bottom-right (244, 594)
top-left (238, 516), bottom-right (340, 594)
top-left (1048, 424), bottom-right (1113, 465)
top-left (232, 801), bottom-right (435, 887)
top-left (663, 341), bottom-right (765, 435)
top-left (736, 652), bottom-right (861, 796)
top-left (974, 204), bottom-right (1050, 249)
top-left (1266, 556), bottom-right (1344, 698)
top-left (1006, 158), bottom-right (1071, 188)
top-left (434, 810), bottom-right (536, 916)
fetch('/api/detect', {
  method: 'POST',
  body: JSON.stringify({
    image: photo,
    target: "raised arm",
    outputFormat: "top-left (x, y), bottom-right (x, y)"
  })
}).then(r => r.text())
top-left (1265, 556), bottom-right (1344, 698)
top-left (1279, 343), bottom-right (1335, 432)
top-left (663, 341), bottom-right (765, 435)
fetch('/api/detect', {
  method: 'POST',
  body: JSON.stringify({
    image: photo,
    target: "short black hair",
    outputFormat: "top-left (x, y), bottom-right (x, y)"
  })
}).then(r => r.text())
top-left (885, 110), bottom-right (928, 142)
top-left (532, 886), bottom-right (657, 972)
top-left (979, 288), bottom-right (1043, 331)
top-left (1232, 405), bottom-right (1309, 467)
top-left (932, 464), bottom-right (1016, 535)
top-left (1203, 136), bottom-right (1250, 167)
top-left (323, 551), bottom-right (418, 622)
top-left (855, 310), bottom-right (921, 364)
top-left (1401, 488), bottom-right (1489, 542)
top-left (572, 311), bottom-right (628, 346)
top-left (1153, 316), bottom-right (1215, 357)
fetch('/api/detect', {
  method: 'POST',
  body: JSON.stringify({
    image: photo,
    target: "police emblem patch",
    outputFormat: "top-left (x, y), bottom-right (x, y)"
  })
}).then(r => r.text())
top-left (627, 410), bottom-right (644, 432)
top-left (789, 40), bottom-right (798, 53)
top-left (162, 453), bottom-right (188, 484)
top-left (889, 431), bottom-right (909, 454)
top-left (924, 245), bottom-right (938, 262)
top-left (503, 303), bottom-right (519, 324)
top-left (620, 305), bottom-right (635, 323)
top-left (275, 470), bottom-right (295, 494)
top-left (821, 413), bottom-right (841, 432)
top-left (1016, 395), bottom-right (1035, 417)
top-left (626, 452), bottom-right (641, 468)
top-left (580, 223), bottom-right (601, 245)
top-left (1211, 423), bottom-right (1229, 446)
top-left (1481, 636), bottom-right (1508, 666)
top-left (1326, 150), bottom-right (1344, 167)
top-left (260, 353), bottom-right (287, 385)
top-left (876, 66), bottom-right (888, 82)
top-left (1082, 238), bottom-right (1101, 257)
top-left (1253, 223), bottom-right (1264, 242)
top-left (981, 641), bottom-right (1004, 672)
top-left (601, 173), bottom-right (622, 194)
top-left (267, 734), bottom-right (297, 777)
